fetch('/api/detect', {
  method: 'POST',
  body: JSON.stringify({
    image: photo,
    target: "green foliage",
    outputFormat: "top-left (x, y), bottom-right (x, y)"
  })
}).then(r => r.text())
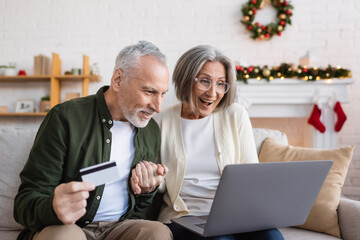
top-left (236, 63), bottom-right (352, 83)
top-left (41, 96), bottom-right (50, 101)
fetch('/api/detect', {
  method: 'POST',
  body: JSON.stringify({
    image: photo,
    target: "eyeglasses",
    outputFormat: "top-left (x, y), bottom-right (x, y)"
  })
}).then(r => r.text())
top-left (194, 78), bottom-right (230, 94)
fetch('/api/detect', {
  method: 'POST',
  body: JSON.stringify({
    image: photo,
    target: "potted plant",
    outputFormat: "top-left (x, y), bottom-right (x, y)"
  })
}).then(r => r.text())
top-left (39, 96), bottom-right (50, 112)
top-left (4, 64), bottom-right (16, 76)
top-left (0, 65), bottom-right (6, 76)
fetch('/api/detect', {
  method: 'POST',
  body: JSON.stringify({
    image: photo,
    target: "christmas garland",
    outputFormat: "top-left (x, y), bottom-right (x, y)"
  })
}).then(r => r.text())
top-left (236, 63), bottom-right (352, 84)
top-left (241, 0), bottom-right (293, 40)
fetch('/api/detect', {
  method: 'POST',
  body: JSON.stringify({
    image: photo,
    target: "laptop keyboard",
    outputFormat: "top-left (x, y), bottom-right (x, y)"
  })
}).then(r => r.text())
top-left (195, 215), bottom-right (208, 229)
top-left (195, 223), bottom-right (206, 229)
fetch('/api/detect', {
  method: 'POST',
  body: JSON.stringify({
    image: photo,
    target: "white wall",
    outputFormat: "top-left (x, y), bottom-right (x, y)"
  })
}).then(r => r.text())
top-left (0, 0), bottom-right (359, 199)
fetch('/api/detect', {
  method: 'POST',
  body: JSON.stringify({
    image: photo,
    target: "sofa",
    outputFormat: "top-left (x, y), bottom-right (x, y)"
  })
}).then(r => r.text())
top-left (0, 127), bottom-right (359, 240)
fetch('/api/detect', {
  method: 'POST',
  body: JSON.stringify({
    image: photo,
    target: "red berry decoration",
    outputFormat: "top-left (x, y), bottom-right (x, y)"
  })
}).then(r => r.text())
top-left (241, 0), bottom-right (293, 40)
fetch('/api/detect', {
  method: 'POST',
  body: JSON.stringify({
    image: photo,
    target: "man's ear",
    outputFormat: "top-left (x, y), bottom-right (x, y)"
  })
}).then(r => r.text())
top-left (111, 68), bottom-right (125, 90)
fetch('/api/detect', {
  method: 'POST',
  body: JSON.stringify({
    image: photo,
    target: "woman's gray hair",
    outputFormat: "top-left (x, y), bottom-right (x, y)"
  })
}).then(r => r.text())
top-left (173, 45), bottom-right (236, 112)
top-left (114, 40), bottom-right (167, 80)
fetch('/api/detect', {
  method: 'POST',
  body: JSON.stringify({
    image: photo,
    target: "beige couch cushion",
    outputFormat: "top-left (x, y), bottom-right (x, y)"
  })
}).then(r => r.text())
top-left (259, 138), bottom-right (354, 238)
top-left (0, 128), bottom-right (38, 231)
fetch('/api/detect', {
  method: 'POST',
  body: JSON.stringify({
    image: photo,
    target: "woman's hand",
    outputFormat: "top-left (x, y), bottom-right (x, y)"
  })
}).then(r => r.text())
top-left (130, 161), bottom-right (168, 194)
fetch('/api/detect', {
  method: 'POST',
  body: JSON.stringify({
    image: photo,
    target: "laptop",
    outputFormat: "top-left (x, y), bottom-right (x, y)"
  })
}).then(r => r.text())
top-left (171, 160), bottom-right (332, 237)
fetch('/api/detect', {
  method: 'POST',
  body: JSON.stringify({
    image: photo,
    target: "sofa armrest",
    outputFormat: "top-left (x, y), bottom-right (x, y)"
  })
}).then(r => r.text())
top-left (338, 197), bottom-right (360, 240)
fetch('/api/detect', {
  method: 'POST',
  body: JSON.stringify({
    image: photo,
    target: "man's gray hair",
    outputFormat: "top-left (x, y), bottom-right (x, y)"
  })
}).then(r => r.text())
top-left (114, 40), bottom-right (167, 79)
top-left (173, 45), bottom-right (236, 113)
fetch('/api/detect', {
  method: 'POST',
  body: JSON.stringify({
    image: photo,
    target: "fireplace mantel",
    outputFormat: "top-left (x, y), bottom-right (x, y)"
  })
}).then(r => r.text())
top-left (236, 78), bottom-right (354, 149)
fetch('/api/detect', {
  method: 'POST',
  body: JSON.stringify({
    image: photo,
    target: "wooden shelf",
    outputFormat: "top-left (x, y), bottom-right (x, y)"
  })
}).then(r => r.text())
top-left (0, 75), bottom-right (100, 82)
top-left (0, 112), bottom-right (48, 117)
top-left (0, 53), bottom-right (101, 117)
top-left (0, 75), bottom-right (51, 82)
top-left (54, 75), bottom-right (101, 82)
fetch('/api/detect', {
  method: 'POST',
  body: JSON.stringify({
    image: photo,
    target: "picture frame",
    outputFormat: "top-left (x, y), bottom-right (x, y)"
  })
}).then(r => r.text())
top-left (15, 99), bottom-right (35, 113)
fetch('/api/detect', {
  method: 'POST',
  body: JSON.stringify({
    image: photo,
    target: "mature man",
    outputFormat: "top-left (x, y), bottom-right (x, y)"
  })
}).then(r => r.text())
top-left (14, 41), bottom-right (172, 240)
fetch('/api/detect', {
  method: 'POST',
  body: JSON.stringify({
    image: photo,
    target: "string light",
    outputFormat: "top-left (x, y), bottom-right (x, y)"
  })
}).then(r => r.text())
top-left (235, 63), bottom-right (351, 83)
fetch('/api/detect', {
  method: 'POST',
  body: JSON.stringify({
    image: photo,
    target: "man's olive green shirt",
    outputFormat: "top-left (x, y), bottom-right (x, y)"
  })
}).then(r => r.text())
top-left (13, 86), bottom-right (161, 240)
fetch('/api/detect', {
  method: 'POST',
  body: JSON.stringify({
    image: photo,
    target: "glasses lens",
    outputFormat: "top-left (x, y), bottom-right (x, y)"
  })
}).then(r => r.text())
top-left (216, 82), bottom-right (228, 93)
top-left (197, 79), bottom-right (211, 91)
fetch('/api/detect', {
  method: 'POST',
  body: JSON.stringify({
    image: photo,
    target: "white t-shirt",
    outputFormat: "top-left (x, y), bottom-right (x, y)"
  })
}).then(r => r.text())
top-left (93, 120), bottom-right (135, 221)
top-left (180, 114), bottom-right (220, 216)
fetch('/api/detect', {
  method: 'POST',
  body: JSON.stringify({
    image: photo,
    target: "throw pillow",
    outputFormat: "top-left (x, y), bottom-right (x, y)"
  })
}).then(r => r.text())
top-left (258, 137), bottom-right (354, 238)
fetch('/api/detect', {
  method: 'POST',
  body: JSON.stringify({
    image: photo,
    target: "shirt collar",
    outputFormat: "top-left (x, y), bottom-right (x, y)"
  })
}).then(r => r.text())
top-left (96, 86), bottom-right (114, 129)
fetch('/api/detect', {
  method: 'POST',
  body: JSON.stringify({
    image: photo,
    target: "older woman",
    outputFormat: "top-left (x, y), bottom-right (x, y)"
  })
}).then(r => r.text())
top-left (154, 45), bottom-right (284, 240)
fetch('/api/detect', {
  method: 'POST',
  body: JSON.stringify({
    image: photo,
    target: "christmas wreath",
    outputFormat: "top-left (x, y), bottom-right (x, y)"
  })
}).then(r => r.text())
top-left (241, 0), bottom-right (293, 40)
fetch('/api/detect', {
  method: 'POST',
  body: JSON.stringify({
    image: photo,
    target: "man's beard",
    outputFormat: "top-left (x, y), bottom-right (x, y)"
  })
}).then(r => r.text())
top-left (124, 107), bottom-right (156, 128)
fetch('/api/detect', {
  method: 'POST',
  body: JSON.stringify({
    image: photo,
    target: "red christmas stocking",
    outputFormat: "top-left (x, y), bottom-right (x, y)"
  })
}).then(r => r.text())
top-left (308, 104), bottom-right (326, 133)
top-left (334, 101), bottom-right (347, 132)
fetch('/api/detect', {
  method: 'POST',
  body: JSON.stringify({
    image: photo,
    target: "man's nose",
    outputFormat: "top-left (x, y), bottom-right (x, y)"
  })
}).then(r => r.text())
top-left (152, 95), bottom-right (162, 113)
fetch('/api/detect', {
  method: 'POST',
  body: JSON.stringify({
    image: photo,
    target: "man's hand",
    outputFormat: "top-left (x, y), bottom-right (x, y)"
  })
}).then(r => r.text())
top-left (53, 181), bottom-right (95, 224)
top-left (130, 161), bottom-right (168, 195)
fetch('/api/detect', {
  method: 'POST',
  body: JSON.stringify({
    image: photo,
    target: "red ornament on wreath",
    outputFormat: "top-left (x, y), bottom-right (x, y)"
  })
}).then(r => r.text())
top-left (241, 0), bottom-right (294, 40)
